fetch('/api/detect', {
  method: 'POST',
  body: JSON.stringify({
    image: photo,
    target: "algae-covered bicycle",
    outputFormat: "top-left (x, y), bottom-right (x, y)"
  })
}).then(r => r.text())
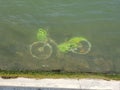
top-left (30, 28), bottom-right (91, 59)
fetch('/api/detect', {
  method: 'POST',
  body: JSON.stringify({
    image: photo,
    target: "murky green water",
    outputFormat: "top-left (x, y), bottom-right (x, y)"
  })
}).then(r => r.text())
top-left (0, 0), bottom-right (120, 73)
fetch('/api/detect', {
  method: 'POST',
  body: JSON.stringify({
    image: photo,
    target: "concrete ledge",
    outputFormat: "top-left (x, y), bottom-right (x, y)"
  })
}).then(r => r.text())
top-left (0, 78), bottom-right (120, 90)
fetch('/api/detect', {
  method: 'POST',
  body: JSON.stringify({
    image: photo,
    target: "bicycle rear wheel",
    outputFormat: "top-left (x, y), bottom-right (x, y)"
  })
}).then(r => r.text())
top-left (72, 40), bottom-right (91, 54)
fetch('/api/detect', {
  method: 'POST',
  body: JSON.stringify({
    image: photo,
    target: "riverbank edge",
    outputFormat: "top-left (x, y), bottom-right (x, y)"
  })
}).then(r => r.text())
top-left (0, 78), bottom-right (119, 89)
top-left (0, 70), bottom-right (120, 80)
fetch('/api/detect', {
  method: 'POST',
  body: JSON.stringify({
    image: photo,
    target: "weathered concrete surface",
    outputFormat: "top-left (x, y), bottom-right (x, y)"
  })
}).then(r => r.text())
top-left (0, 78), bottom-right (119, 90)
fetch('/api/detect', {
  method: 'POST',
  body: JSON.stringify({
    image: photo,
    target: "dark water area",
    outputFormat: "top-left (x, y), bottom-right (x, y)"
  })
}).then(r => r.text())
top-left (0, 0), bottom-right (120, 73)
top-left (0, 86), bottom-right (79, 90)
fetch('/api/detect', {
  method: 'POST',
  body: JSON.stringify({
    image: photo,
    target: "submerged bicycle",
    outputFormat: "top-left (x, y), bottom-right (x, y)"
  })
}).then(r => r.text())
top-left (30, 28), bottom-right (91, 59)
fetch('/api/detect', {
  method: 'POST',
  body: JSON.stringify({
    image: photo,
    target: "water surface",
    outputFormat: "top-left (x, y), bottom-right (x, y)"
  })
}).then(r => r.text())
top-left (0, 0), bottom-right (120, 73)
